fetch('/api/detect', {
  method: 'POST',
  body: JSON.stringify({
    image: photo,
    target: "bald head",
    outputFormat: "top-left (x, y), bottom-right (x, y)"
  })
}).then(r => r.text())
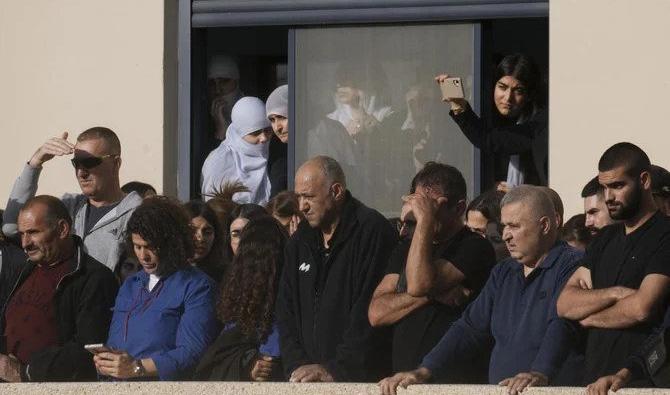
top-left (296, 156), bottom-right (346, 190)
top-left (295, 156), bottom-right (347, 230)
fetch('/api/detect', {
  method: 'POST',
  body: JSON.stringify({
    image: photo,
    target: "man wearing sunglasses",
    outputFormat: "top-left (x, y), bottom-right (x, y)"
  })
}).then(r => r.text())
top-left (2, 127), bottom-right (142, 271)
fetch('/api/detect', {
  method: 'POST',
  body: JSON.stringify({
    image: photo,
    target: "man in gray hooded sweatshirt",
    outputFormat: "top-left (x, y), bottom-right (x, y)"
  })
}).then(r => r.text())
top-left (2, 127), bottom-right (142, 271)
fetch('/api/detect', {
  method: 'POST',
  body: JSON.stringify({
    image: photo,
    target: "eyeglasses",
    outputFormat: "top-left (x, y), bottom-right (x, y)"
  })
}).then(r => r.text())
top-left (71, 154), bottom-right (118, 170)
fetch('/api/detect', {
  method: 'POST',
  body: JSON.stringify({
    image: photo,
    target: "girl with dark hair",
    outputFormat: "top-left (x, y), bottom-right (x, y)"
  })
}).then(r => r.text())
top-left (265, 191), bottom-right (303, 235)
top-left (228, 203), bottom-right (269, 255)
top-left (94, 197), bottom-right (218, 381)
top-left (436, 53), bottom-right (548, 190)
top-left (183, 200), bottom-right (229, 283)
top-left (465, 189), bottom-right (509, 262)
top-left (193, 216), bottom-right (288, 381)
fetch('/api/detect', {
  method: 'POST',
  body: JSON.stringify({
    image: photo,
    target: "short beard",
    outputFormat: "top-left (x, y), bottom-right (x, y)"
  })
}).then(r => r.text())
top-left (609, 184), bottom-right (642, 221)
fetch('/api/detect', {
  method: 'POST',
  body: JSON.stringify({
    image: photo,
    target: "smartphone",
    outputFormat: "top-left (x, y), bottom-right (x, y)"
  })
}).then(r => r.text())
top-left (84, 343), bottom-right (111, 354)
top-left (439, 77), bottom-right (465, 100)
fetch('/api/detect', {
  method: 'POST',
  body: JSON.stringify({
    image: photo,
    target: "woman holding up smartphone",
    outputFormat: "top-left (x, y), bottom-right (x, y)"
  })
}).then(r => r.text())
top-left (193, 216), bottom-right (287, 381)
top-left (436, 54), bottom-right (547, 191)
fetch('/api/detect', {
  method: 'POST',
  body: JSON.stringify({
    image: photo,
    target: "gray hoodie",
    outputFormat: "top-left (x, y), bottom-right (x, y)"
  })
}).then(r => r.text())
top-left (2, 164), bottom-right (142, 271)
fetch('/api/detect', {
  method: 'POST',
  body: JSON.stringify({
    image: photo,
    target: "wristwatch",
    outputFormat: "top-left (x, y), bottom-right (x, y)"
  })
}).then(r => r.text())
top-left (132, 359), bottom-right (146, 377)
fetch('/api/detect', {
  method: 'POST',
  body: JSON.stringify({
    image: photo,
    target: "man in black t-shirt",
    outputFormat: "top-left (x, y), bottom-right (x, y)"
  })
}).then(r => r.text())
top-left (557, 143), bottom-right (670, 389)
top-left (368, 162), bottom-right (496, 379)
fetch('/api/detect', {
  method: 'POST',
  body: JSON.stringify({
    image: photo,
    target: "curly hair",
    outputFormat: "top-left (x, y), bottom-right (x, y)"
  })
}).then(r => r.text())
top-left (218, 216), bottom-right (287, 341)
top-left (125, 196), bottom-right (193, 277)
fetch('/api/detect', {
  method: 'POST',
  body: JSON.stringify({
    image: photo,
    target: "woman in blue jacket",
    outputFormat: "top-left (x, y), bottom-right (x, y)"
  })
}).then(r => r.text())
top-left (94, 197), bottom-right (218, 380)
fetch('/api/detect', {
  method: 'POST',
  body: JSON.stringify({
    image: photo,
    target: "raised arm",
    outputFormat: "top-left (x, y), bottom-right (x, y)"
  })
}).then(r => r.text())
top-left (556, 267), bottom-right (633, 321)
top-left (3, 133), bottom-right (74, 236)
top-left (580, 273), bottom-right (670, 329)
top-left (402, 193), bottom-right (465, 297)
top-left (368, 273), bottom-right (429, 327)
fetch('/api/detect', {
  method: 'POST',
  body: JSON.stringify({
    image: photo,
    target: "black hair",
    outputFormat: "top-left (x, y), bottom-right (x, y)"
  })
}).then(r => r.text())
top-left (598, 142), bottom-right (651, 178)
top-left (466, 189), bottom-right (505, 227)
top-left (581, 176), bottom-right (602, 198)
top-left (493, 53), bottom-right (544, 121)
top-left (122, 181), bottom-right (157, 197)
top-left (125, 196), bottom-right (193, 277)
top-left (561, 214), bottom-right (593, 247)
top-left (266, 191), bottom-right (301, 218)
top-left (230, 203), bottom-right (269, 222)
top-left (183, 200), bottom-right (228, 281)
top-left (410, 162), bottom-right (467, 207)
top-left (22, 195), bottom-right (72, 229)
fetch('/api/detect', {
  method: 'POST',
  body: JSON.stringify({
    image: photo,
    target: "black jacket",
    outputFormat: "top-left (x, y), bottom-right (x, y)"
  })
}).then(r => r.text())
top-left (1, 237), bottom-right (118, 381)
top-left (0, 241), bottom-right (27, 328)
top-left (276, 193), bottom-right (398, 382)
top-left (451, 107), bottom-right (548, 187)
top-left (268, 136), bottom-right (288, 198)
top-left (193, 325), bottom-right (283, 381)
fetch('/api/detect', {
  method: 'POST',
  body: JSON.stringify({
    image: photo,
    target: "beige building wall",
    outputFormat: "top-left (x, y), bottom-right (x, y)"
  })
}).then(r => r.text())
top-left (0, 0), bottom-right (176, 205)
top-left (550, 0), bottom-right (670, 217)
top-left (4, 0), bottom-right (669, 218)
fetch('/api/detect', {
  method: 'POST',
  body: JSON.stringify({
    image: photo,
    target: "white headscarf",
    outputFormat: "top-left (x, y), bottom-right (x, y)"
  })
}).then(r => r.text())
top-left (266, 85), bottom-right (288, 118)
top-left (201, 97), bottom-right (272, 204)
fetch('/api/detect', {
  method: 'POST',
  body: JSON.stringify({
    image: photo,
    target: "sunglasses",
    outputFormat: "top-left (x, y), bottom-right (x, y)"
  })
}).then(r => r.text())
top-left (70, 154), bottom-right (117, 170)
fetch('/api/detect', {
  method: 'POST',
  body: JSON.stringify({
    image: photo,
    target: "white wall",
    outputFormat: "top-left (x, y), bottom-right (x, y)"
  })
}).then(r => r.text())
top-left (0, 0), bottom-right (170, 203)
top-left (550, 0), bottom-right (670, 217)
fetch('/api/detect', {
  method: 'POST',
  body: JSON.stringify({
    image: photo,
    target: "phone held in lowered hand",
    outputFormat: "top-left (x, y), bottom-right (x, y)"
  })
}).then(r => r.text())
top-left (439, 77), bottom-right (465, 100)
top-left (84, 343), bottom-right (111, 354)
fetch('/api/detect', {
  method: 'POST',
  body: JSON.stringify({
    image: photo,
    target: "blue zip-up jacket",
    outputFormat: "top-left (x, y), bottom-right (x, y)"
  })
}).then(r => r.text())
top-left (106, 267), bottom-right (218, 380)
top-left (421, 242), bottom-right (583, 384)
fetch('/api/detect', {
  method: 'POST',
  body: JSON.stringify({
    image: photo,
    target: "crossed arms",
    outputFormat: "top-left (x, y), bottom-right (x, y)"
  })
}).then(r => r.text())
top-left (557, 266), bottom-right (670, 328)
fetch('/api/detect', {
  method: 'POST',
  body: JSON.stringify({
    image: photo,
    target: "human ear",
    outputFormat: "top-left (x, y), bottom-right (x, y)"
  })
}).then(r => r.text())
top-left (640, 171), bottom-right (651, 190)
top-left (57, 219), bottom-right (70, 239)
top-left (331, 183), bottom-right (345, 201)
top-left (539, 216), bottom-right (551, 235)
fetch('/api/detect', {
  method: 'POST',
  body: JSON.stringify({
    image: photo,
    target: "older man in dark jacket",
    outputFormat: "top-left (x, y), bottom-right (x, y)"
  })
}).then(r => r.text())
top-left (0, 195), bottom-right (118, 382)
top-left (277, 156), bottom-right (398, 383)
top-left (0, 240), bottom-right (26, 323)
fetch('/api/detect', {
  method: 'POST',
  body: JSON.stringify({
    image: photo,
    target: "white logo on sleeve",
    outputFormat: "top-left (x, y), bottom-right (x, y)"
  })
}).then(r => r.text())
top-left (299, 262), bottom-right (311, 272)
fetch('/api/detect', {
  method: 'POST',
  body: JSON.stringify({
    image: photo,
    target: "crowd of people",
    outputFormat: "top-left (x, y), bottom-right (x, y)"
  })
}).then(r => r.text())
top-left (0, 53), bottom-right (670, 395)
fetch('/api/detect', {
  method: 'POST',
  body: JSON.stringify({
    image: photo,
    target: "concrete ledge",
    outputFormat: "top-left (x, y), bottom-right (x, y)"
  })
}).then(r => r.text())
top-left (3, 383), bottom-right (670, 395)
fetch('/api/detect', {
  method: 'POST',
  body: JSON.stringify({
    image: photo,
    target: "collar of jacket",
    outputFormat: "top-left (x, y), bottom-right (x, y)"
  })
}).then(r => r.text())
top-left (2, 235), bottom-right (87, 316)
top-left (84, 191), bottom-right (143, 235)
top-left (299, 191), bottom-right (360, 253)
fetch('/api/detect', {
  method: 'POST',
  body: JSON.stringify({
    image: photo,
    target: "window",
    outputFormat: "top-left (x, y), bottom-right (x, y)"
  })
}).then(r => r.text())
top-left (294, 24), bottom-right (477, 216)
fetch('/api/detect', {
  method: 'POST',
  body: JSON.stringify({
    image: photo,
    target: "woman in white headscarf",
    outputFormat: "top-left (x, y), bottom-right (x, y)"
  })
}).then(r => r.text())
top-left (265, 85), bottom-right (289, 197)
top-left (201, 97), bottom-right (273, 205)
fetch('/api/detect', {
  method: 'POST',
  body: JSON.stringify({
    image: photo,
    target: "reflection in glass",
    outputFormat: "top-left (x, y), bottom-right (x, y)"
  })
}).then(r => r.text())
top-left (295, 24), bottom-right (476, 216)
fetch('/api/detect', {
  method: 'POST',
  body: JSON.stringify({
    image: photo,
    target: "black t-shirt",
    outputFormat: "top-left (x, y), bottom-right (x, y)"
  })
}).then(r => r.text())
top-left (386, 226), bottom-right (496, 374)
top-left (580, 211), bottom-right (670, 384)
top-left (84, 202), bottom-right (119, 235)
